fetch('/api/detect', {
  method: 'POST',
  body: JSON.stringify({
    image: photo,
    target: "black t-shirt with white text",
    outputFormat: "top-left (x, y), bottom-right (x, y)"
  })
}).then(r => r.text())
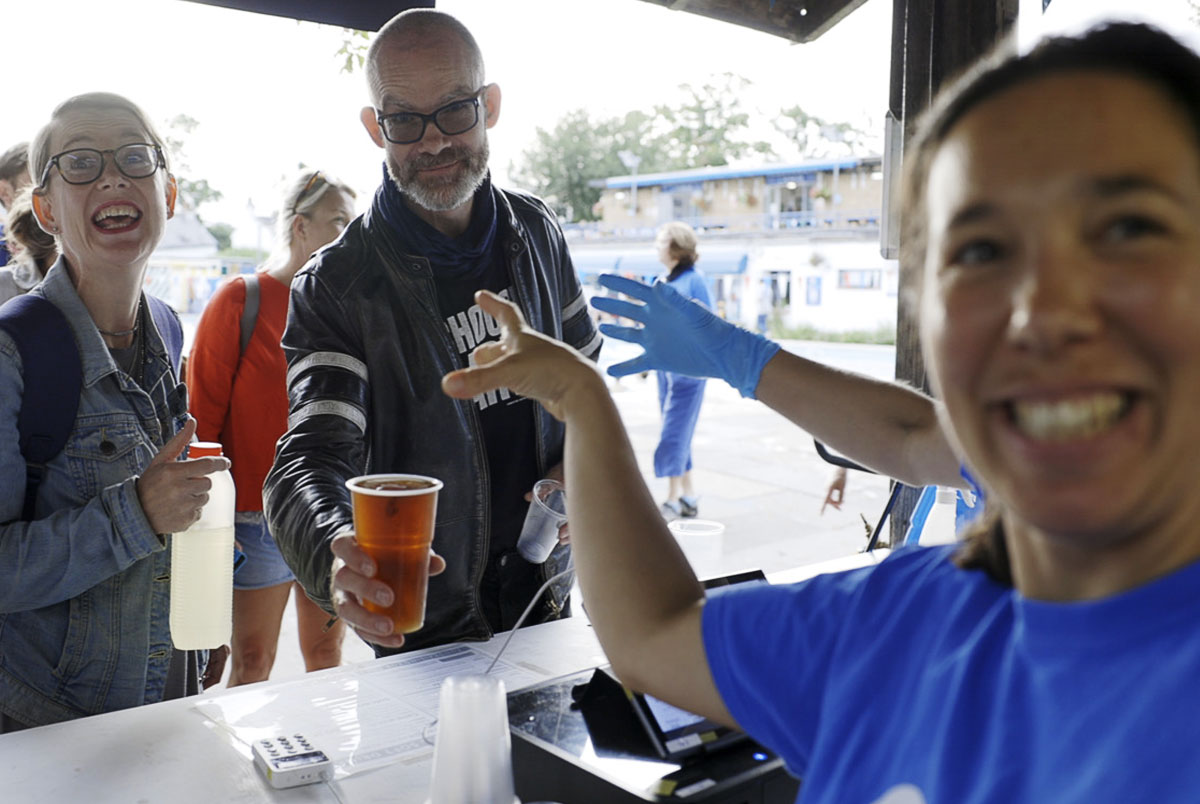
top-left (434, 267), bottom-right (539, 561)
top-left (385, 179), bottom-right (544, 631)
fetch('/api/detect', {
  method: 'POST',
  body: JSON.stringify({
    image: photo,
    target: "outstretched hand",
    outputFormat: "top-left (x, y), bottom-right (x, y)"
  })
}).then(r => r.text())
top-left (589, 274), bottom-right (780, 398)
top-left (589, 275), bottom-right (722, 378)
top-left (441, 290), bottom-right (604, 421)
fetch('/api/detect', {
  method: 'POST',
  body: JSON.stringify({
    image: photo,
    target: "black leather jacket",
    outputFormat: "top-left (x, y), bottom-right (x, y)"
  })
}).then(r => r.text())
top-left (263, 183), bottom-right (601, 653)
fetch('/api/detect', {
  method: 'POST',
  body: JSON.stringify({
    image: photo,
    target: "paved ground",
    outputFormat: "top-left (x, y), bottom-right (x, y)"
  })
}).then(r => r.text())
top-left (209, 339), bottom-right (897, 689)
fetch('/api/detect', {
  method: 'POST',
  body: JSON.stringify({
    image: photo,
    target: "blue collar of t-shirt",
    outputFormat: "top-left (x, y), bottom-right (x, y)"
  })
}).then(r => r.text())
top-left (1013, 553), bottom-right (1200, 658)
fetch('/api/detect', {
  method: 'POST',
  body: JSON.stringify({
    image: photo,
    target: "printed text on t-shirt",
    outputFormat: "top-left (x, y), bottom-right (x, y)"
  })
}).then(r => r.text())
top-left (445, 287), bottom-right (517, 411)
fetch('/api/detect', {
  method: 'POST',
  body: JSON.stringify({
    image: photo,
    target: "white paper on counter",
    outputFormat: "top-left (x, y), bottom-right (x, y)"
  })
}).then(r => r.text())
top-left (193, 643), bottom-right (543, 778)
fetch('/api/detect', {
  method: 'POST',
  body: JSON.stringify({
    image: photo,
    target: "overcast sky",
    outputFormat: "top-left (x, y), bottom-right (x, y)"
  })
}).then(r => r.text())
top-left (2, 0), bottom-right (1193, 250)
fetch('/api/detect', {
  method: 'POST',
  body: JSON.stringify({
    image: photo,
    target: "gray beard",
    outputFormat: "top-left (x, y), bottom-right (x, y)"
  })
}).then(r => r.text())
top-left (386, 140), bottom-right (490, 213)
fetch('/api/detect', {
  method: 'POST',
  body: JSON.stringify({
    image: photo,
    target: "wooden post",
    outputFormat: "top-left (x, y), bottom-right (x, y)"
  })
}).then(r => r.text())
top-left (886, 0), bottom-right (1017, 545)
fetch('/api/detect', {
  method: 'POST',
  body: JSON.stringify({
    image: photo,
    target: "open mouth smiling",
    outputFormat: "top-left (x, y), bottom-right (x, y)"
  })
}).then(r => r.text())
top-left (92, 202), bottom-right (143, 232)
top-left (1004, 391), bottom-right (1135, 442)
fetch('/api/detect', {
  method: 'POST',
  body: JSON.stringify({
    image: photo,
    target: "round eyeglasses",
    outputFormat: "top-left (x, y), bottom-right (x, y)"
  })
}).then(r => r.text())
top-left (375, 90), bottom-right (485, 145)
top-left (38, 143), bottom-right (166, 188)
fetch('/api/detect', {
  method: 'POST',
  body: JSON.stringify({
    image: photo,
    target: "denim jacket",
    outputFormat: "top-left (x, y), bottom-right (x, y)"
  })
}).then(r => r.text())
top-left (0, 259), bottom-right (188, 728)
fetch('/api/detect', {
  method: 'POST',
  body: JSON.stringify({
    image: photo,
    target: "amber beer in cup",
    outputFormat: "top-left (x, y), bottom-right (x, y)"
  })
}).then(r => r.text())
top-left (345, 474), bottom-right (443, 634)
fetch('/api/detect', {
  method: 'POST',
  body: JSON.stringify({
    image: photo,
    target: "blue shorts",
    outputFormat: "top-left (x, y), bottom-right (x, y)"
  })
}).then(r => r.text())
top-left (233, 512), bottom-right (296, 590)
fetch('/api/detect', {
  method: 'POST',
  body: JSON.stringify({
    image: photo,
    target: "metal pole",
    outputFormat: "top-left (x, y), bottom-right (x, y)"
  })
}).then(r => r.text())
top-left (631, 163), bottom-right (638, 217)
top-left (618, 150), bottom-right (642, 222)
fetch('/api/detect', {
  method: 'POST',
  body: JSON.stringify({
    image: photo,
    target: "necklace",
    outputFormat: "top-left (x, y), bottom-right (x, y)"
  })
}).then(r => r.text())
top-left (98, 298), bottom-right (142, 338)
top-left (98, 323), bottom-right (139, 338)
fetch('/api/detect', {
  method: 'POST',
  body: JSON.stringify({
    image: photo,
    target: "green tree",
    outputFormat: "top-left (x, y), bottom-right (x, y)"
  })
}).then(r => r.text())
top-left (653, 73), bottom-right (774, 168)
top-left (162, 114), bottom-right (224, 215)
top-left (510, 110), bottom-right (612, 221)
top-left (774, 105), bottom-right (870, 159)
top-left (337, 28), bottom-right (370, 74)
top-left (206, 222), bottom-right (234, 251)
top-left (510, 109), bottom-right (675, 221)
top-left (597, 109), bottom-right (677, 177)
top-left (509, 75), bottom-right (777, 222)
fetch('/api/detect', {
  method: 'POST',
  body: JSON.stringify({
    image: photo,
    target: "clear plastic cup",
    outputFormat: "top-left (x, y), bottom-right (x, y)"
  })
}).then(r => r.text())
top-left (516, 479), bottom-right (568, 564)
top-left (426, 675), bottom-right (519, 804)
top-left (668, 519), bottom-right (726, 577)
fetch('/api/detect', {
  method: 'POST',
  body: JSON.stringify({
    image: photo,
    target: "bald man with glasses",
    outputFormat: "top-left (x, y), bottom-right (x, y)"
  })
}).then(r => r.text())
top-left (264, 9), bottom-right (601, 657)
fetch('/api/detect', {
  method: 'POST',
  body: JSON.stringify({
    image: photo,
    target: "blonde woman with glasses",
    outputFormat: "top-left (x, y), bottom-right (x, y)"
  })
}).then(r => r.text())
top-left (0, 93), bottom-right (230, 731)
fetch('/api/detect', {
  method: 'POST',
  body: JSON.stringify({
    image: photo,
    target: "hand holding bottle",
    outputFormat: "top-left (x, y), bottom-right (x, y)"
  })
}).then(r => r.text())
top-left (136, 418), bottom-right (231, 534)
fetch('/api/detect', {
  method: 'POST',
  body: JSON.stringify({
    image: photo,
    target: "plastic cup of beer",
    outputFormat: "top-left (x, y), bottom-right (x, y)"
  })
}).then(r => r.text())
top-left (345, 474), bottom-right (443, 634)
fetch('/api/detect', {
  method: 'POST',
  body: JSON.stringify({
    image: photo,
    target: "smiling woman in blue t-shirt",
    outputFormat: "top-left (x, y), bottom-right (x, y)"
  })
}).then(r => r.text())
top-left (443, 21), bottom-right (1200, 803)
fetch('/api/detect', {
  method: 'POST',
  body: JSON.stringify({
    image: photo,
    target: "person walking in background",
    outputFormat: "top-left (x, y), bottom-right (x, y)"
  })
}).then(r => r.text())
top-left (187, 170), bottom-right (355, 686)
top-left (0, 187), bottom-right (58, 304)
top-left (653, 222), bottom-right (710, 520)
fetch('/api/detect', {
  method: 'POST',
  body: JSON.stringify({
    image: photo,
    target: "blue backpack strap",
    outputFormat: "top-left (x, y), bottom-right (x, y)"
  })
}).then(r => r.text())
top-left (145, 294), bottom-right (183, 377)
top-left (0, 294), bottom-right (82, 521)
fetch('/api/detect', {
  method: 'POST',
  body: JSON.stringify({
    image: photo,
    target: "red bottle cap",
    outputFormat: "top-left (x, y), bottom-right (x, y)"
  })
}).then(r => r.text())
top-left (189, 441), bottom-right (224, 458)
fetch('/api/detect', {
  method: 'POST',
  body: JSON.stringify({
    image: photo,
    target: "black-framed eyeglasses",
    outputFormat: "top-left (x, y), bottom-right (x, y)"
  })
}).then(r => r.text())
top-left (291, 171), bottom-right (325, 215)
top-left (38, 142), bottom-right (165, 188)
top-left (375, 89), bottom-right (485, 145)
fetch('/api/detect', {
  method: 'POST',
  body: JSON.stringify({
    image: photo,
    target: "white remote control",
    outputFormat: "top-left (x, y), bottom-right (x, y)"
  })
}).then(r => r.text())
top-left (251, 733), bottom-right (333, 789)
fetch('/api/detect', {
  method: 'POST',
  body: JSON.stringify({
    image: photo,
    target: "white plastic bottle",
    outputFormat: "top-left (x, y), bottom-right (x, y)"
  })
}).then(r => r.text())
top-left (170, 441), bottom-right (235, 649)
top-left (920, 486), bottom-right (959, 546)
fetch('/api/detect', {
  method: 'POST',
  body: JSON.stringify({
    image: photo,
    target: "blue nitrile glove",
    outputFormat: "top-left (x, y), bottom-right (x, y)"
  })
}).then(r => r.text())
top-left (590, 274), bottom-right (781, 399)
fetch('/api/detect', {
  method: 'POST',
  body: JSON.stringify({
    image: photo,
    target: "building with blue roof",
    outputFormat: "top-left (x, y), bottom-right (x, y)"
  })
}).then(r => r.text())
top-left (569, 156), bottom-right (896, 336)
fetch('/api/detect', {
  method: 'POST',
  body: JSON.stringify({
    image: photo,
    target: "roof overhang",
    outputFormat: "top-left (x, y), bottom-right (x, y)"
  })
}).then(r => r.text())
top-left (178, 0), bottom-right (433, 31)
top-left (180, 0), bottom-right (864, 40)
top-left (633, 0), bottom-right (870, 43)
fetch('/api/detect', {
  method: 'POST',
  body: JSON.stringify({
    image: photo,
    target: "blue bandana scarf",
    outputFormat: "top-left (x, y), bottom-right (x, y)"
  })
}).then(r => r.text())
top-left (373, 163), bottom-right (498, 279)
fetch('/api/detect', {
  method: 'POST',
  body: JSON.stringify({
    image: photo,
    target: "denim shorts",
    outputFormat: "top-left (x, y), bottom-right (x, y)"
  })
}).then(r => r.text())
top-left (233, 512), bottom-right (296, 590)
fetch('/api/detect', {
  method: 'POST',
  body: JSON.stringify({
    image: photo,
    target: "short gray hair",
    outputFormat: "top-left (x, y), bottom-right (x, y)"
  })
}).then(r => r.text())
top-left (658, 221), bottom-right (700, 265)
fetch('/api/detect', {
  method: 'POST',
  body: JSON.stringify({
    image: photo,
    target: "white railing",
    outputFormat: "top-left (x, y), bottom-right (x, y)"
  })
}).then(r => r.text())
top-left (563, 208), bottom-right (881, 240)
